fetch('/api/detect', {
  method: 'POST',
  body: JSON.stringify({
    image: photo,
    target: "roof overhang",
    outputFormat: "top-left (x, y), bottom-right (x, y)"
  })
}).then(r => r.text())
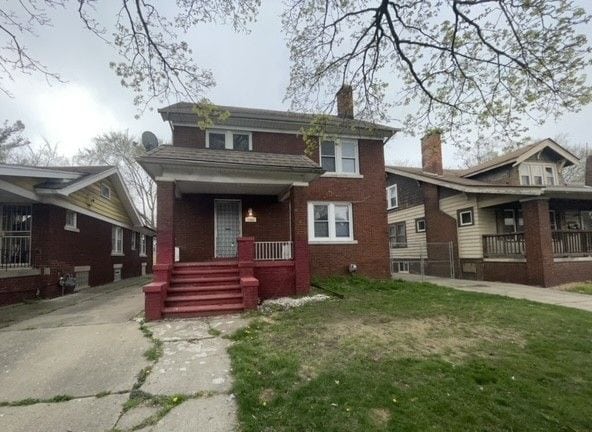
top-left (386, 167), bottom-right (543, 196)
top-left (139, 157), bottom-right (323, 199)
top-left (0, 164), bottom-right (81, 180)
top-left (512, 138), bottom-right (580, 168)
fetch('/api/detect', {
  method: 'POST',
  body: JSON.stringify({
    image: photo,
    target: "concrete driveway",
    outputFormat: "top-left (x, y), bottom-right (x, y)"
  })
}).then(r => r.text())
top-left (396, 273), bottom-right (592, 312)
top-left (0, 276), bottom-right (247, 432)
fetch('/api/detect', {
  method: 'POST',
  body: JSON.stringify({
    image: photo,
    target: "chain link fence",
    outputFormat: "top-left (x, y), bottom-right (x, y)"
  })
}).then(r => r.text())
top-left (391, 241), bottom-right (456, 281)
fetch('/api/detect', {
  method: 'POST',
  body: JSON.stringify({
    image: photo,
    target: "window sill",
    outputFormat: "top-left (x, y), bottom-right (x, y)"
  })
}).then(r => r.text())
top-left (111, 252), bottom-right (125, 257)
top-left (387, 206), bottom-right (399, 211)
top-left (64, 225), bottom-right (79, 232)
top-left (321, 173), bottom-right (364, 179)
top-left (309, 240), bottom-right (358, 245)
top-left (140, 254), bottom-right (147, 258)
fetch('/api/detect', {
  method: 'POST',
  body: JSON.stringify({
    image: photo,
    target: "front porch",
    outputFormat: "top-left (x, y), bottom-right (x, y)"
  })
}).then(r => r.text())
top-left (139, 147), bottom-right (322, 319)
top-left (479, 198), bottom-right (592, 286)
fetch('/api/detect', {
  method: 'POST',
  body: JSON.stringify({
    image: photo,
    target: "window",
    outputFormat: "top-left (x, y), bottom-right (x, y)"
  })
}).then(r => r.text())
top-left (319, 138), bottom-right (359, 174)
top-left (457, 208), bottom-right (474, 227)
top-left (549, 210), bottom-right (558, 230)
top-left (519, 163), bottom-right (557, 186)
top-left (397, 261), bottom-right (410, 273)
top-left (206, 130), bottom-right (252, 151)
top-left (308, 202), bottom-right (354, 242)
top-left (415, 218), bottom-right (426, 233)
top-left (100, 182), bottom-right (111, 199)
top-left (386, 184), bottom-right (398, 209)
top-left (131, 232), bottom-right (137, 250)
top-left (65, 210), bottom-right (77, 230)
top-left (502, 209), bottom-right (516, 233)
top-left (389, 222), bottom-right (407, 248)
top-left (140, 234), bottom-right (147, 256)
top-left (111, 226), bottom-right (123, 255)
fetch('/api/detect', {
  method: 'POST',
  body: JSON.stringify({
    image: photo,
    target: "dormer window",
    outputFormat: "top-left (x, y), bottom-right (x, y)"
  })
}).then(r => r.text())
top-left (519, 163), bottom-right (557, 186)
top-left (206, 130), bottom-right (252, 151)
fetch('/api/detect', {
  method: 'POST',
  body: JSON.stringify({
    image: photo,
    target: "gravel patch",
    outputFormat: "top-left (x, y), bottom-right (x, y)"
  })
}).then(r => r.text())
top-left (259, 294), bottom-right (330, 312)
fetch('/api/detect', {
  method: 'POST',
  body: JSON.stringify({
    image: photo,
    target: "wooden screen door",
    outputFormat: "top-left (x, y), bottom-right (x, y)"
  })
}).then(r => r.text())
top-left (214, 200), bottom-right (242, 258)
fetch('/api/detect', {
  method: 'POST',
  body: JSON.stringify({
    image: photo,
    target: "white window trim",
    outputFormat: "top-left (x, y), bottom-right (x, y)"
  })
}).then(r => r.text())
top-left (140, 234), bottom-right (147, 257)
top-left (308, 201), bottom-right (355, 243)
top-left (519, 162), bottom-right (558, 186)
top-left (319, 138), bottom-right (360, 176)
top-left (111, 226), bottom-right (124, 256)
top-left (206, 129), bottom-right (253, 151)
top-left (64, 210), bottom-right (79, 232)
top-left (386, 184), bottom-right (398, 210)
top-left (100, 182), bottom-right (111, 199)
top-left (131, 232), bottom-right (137, 250)
top-left (458, 209), bottom-right (474, 227)
top-left (415, 218), bottom-right (426, 233)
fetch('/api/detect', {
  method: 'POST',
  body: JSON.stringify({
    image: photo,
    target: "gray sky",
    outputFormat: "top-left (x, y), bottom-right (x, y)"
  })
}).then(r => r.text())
top-left (1, 1), bottom-right (591, 167)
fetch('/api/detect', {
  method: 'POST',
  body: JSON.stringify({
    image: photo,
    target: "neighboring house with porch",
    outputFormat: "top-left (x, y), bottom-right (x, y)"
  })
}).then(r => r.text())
top-left (387, 132), bottom-right (592, 287)
top-left (0, 164), bottom-right (154, 306)
top-left (139, 85), bottom-right (397, 319)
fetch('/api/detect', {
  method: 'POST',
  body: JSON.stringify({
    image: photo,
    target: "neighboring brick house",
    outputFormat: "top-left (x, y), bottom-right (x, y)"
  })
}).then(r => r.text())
top-left (0, 164), bottom-right (154, 306)
top-left (387, 131), bottom-right (592, 287)
top-left (139, 86), bottom-right (397, 319)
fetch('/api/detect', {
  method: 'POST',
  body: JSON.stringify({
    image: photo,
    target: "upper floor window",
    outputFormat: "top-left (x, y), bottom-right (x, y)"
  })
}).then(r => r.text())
top-left (206, 130), bottom-right (252, 151)
top-left (519, 163), bottom-right (557, 186)
top-left (100, 182), bottom-right (111, 199)
top-left (320, 139), bottom-right (359, 174)
top-left (386, 184), bottom-right (398, 209)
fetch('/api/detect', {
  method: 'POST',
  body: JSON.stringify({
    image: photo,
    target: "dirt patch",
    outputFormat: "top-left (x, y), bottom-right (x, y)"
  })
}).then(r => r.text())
top-left (298, 364), bottom-right (318, 381)
top-left (368, 408), bottom-right (391, 428)
top-left (321, 316), bottom-right (525, 362)
top-left (259, 388), bottom-right (275, 404)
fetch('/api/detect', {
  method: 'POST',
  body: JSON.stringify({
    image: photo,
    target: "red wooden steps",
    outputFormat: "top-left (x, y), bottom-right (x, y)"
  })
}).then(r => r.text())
top-left (163, 261), bottom-right (245, 318)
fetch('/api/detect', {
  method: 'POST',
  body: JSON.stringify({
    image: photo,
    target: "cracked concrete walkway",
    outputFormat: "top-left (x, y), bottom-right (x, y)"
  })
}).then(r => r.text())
top-left (0, 276), bottom-right (249, 432)
top-left (396, 273), bottom-right (592, 312)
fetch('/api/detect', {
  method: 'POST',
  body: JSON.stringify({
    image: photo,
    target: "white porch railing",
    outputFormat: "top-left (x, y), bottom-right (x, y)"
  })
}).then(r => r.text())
top-left (255, 241), bottom-right (293, 261)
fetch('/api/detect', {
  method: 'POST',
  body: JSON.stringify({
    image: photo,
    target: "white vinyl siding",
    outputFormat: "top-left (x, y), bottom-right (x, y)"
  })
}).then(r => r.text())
top-left (439, 195), bottom-right (497, 259)
top-left (387, 204), bottom-right (426, 260)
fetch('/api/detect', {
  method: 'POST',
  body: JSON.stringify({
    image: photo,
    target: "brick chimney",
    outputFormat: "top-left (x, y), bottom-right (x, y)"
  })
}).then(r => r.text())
top-left (586, 155), bottom-right (592, 186)
top-left (421, 130), bottom-right (443, 175)
top-left (336, 85), bottom-right (354, 119)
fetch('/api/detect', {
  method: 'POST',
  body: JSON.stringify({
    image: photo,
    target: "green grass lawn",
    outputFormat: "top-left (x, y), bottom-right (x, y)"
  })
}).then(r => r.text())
top-left (564, 284), bottom-right (592, 295)
top-left (229, 277), bottom-right (592, 432)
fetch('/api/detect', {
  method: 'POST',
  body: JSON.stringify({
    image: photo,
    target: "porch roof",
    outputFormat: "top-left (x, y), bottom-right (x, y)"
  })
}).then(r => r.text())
top-left (138, 146), bottom-right (324, 197)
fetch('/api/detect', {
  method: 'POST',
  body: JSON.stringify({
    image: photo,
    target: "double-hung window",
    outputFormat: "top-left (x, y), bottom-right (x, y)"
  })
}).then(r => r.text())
top-left (131, 232), bottom-right (137, 250)
top-left (140, 234), bottom-right (147, 256)
top-left (206, 130), bottom-right (251, 151)
top-left (308, 202), bottom-right (354, 242)
top-left (111, 226), bottom-right (124, 255)
top-left (519, 163), bottom-right (557, 186)
top-left (65, 210), bottom-right (77, 231)
top-left (386, 184), bottom-right (398, 209)
top-left (389, 222), bottom-right (407, 248)
top-left (320, 139), bottom-right (359, 175)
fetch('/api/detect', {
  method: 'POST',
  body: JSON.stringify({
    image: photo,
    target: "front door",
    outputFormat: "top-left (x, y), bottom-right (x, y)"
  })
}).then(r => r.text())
top-left (215, 200), bottom-right (242, 258)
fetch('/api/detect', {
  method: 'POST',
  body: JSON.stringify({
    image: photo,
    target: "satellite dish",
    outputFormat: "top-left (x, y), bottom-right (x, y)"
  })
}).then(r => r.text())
top-left (141, 131), bottom-right (159, 151)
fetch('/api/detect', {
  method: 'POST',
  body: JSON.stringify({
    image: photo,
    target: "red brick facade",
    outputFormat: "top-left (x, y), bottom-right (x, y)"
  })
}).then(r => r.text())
top-left (166, 128), bottom-right (390, 280)
top-left (0, 203), bottom-right (154, 306)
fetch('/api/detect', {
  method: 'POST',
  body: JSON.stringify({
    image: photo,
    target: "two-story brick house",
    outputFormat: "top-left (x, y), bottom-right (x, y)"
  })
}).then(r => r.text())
top-left (387, 131), bottom-right (592, 287)
top-left (139, 86), bottom-right (397, 319)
